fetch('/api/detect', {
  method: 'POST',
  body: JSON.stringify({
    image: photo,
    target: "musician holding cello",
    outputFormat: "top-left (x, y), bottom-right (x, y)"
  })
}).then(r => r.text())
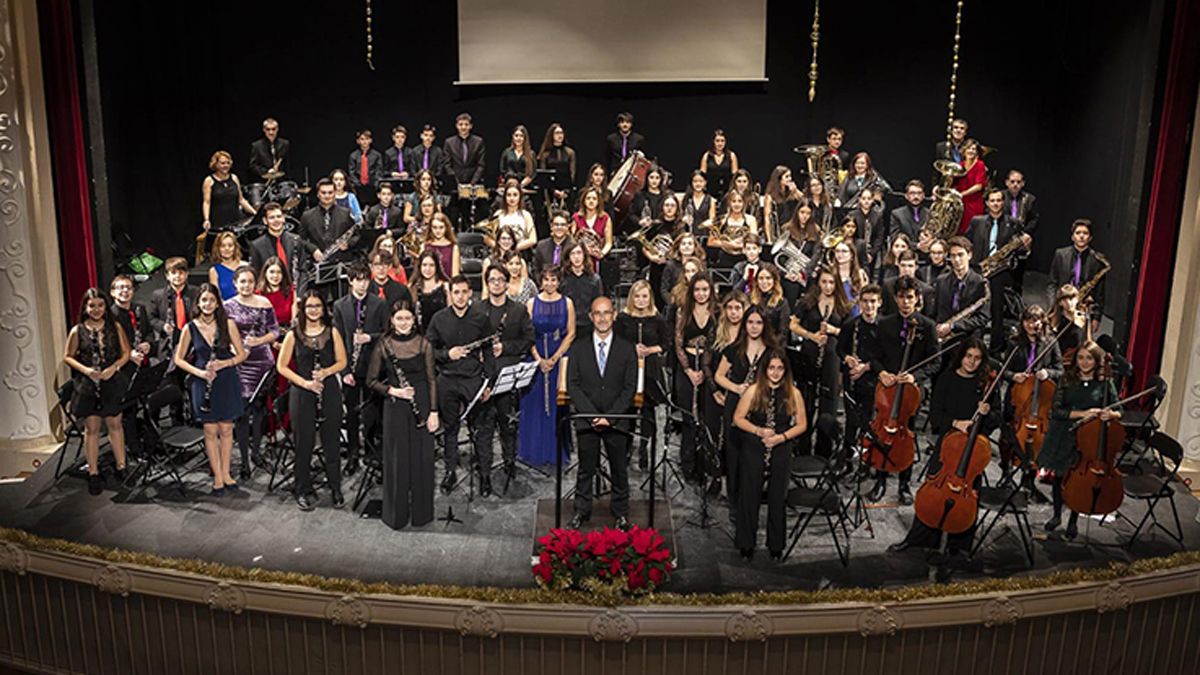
top-left (890, 337), bottom-right (1001, 577)
top-left (999, 305), bottom-right (1062, 499)
top-left (1037, 340), bottom-right (1121, 539)
top-left (863, 276), bottom-right (938, 505)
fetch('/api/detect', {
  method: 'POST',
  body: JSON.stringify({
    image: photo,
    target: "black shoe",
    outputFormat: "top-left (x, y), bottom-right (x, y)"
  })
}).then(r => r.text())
top-left (1028, 485), bottom-right (1050, 504)
top-left (251, 450), bottom-right (266, 469)
top-left (344, 458), bottom-right (360, 477)
top-left (740, 548), bottom-right (754, 561)
top-left (113, 466), bottom-right (127, 484)
top-left (212, 486), bottom-right (226, 497)
top-left (567, 513), bottom-right (588, 530)
top-left (331, 488), bottom-right (345, 509)
top-left (614, 516), bottom-right (630, 532)
top-left (637, 450), bottom-right (649, 471)
top-left (1044, 515), bottom-right (1061, 532)
top-left (897, 486), bottom-right (913, 506)
top-left (887, 540), bottom-right (913, 553)
top-left (87, 473), bottom-right (103, 495)
top-left (1065, 516), bottom-right (1079, 540)
top-left (769, 550), bottom-right (783, 561)
top-left (479, 474), bottom-right (493, 498)
top-left (296, 492), bottom-right (316, 511)
top-left (866, 478), bottom-right (887, 503)
top-left (440, 470), bottom-right (457, 494)
top-left (933, 564), bottom-right (953, 583)
top-left (224, 481), bottom-right (239, 492)
top-left (239, 464), bottom-right (252, 481)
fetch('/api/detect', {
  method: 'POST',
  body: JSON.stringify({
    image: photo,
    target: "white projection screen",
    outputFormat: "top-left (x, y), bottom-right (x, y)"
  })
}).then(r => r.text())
top-left (456, 0), bottom-right (767, 84)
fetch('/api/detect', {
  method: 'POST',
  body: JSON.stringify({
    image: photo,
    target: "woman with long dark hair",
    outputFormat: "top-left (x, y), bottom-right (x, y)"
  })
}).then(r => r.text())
top-left (409, 250), bottom-right (450, 333)
top-left (492, 179), bottom-right (537, 251)
top-left (789, 266), bottom-right (849, 457)
top-left (733, 348), bottom-right (807, 560)
top-left (714, 305), bottom-right (775, 522)
top-left (674, 273), bottom-right (717, 483)
top-left (518, 265), bottom-right (576, 467)
top-left (762, 165), bottom-right (803, 244)
top-left (276, 290), bottom-right (348, 511)
top-left (63, 288), bottom-right (132, 495)
top-left (699, 129), bottom-right (738, 199)
top-left (226, 266), bottom-right (280, 479)
top-left (499, 125), bottom-right (536, 186)
top-left (173, 283), bottom-right (248, 495)
top-left (749, 263), bottom-right (791, 339)
top-left (366, 299), bottom-right (440, 529)
top-left (403, 169), bottom-right (441, 226)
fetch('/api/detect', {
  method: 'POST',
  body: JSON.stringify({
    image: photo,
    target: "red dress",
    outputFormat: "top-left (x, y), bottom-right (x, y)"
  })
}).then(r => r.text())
top-left (571, 212), bottom-right (609, 273)
top-left (388, 266), bottom-right (409, 285)
top-left (259, 288), bottom-right (295, 432)
top-left (954, 159), bottom-right (987, 235)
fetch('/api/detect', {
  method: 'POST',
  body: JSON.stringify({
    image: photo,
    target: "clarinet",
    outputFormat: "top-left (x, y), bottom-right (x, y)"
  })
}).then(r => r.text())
top-left (386, 341), bottom-right (420, 421)
top-left (89, 327), bottom-right (105, 412)
top-left (764, 385), bottom-right (779, 483)
top-left (313, 344), bottom-right (327, 426)
top-left (199, 328), bottom-right (215, 414)
top-left (350, 299), bottom-right (366, 374)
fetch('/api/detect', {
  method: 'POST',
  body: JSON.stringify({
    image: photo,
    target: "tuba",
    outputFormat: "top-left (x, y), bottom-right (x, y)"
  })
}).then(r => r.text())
top-left (924, 159), bottom-right (967, 241)
top-left (473, 215), bottom-right (502, 241)
top-left (771, 236), bottom-right (812, 280)
top-left (796, 144), bottom-right (843, 209)
top-left (627, 224), bottom-right (674, 263)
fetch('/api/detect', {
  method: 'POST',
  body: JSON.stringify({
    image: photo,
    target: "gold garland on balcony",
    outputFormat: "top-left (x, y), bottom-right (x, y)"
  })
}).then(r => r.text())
top-left (2, 526), bottom-right (1198, 607)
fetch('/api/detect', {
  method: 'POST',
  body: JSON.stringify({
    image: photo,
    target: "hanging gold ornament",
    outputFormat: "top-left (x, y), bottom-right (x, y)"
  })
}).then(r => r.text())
top-left (366, 0), bottom-right (375, 71)
top-left (945, 0), bottom-right (964, 142)
top-left (807, 0), bottom-right (821, 102)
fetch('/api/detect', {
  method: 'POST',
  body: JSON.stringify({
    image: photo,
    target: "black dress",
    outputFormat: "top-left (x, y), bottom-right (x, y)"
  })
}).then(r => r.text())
top-left (614, 312), bottom-right (669, 405)
top-left (790, 299), bottom-right (845, 456)
top-left (735, 388), bottom-right (794, 554)
top-left (71, 324), bottom-right (129, 418)
top-left (674, 311), bottom-right (716, 478)
top-left (289, 327), bottom-right (343, 497)
top-left (209, 174), bottom-right (242, 230)
top-left (367, 333), bottom-right (438, 529)
top-left (718, 344), bottom-right (763, 516)
top-left (415, 283), bottom-right (447, 334)
top-left (703, 153), bottom-right (733, 198)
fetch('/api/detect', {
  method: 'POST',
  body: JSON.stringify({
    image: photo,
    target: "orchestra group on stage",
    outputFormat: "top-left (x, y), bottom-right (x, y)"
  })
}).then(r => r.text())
top-left (67, 111), bottom-right (1136, 570)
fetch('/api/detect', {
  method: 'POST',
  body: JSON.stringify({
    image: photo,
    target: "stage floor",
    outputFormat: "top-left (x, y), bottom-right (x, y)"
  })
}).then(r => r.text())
top-left (1, 434), bottom-right (1196, 595)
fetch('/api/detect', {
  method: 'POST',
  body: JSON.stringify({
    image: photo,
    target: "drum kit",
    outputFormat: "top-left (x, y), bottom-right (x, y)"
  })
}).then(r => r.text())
top-left (194, 171), bottom-right (310, 263)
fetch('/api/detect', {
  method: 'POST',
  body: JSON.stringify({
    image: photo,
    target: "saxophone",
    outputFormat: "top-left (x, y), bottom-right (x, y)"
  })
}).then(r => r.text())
top-left (1076, 251), bottom-right (1110, 305)
top-left (979, 235), bottom-right (1028, 278)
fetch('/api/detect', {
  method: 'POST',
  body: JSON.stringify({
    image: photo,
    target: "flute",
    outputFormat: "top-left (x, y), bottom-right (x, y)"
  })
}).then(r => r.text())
top-left (543, 334), bottom-right (550, 415)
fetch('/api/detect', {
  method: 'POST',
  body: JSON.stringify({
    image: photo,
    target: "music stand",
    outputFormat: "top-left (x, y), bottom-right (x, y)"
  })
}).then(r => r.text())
top-left (490, 362), bottom-right (540, 493)
top-left (437, 377), bottom-right (492, 527)
top-left (384, 177), bottom-right (415, 195)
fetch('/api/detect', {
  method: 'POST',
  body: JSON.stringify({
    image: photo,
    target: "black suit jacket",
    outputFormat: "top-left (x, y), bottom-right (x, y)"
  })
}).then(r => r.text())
top-left (568, 333), bottom-right (638, 431)
top-left (248, 231), bottom-right (316, 277)
top-left (470, 298), bottom-right (535, 369)
top-left (1002, 190), bottom-right (1039, 235)
top-left (382, 146), bottom-right (413, 178)
top-left (865, 312), bottom-right (939, 383)
top-left (148, 283), bottom-right (197, 356)
top-left (967, 213), bottom-right (1022, 266)
top-left (888, 204), bottom-right (928, 241)
top-left (443, 134), bottom-right (486, 184)
top-left (605, 131), bottom-right (645, 173)
top-left (332, 293), bottom-right (389, 380)
top-left (410, 144), bottom-right (448, 178)
top-left (935, 140), bottom-right (965, 163)
top-left (931, 270), bottom-right (990, 332)
top-left (362, 204), bottom-right (404, 236)
top-left (532, 235), bottom-right (575, 280)
top-left (299, 205), bottom-right (354, 250)
top-left (1048, 246), bottom-right (1107, 317)
top-left (367, 278), bottom-right (414, 310)
top-left (348, 148), bottom-right (385, 188)
top-left (881, 276), bottom-right (934, 317)
top-left (249, 137), bottom-right (290, 180)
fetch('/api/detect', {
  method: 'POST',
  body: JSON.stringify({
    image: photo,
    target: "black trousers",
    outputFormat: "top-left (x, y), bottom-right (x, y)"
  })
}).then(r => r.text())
top-left (234, 396), bottom-right (265, 464)
top-left (289, 379), bottom-right (343, 496)
top-left (437, 374), bottom-right (495, 474)
top-left (674, 369), bottom-right (713, 478)
top-left (485, 390), bottom-right (518, 466)
top-left (342, 382), bottom-right (380, 462)
top-left (986, 272), bottom-right (1011, 350)
top-left (573, 426), bottom-right (630, 520)
top-left (735, 438), bottom-right (792, 553)
top-left (842, 376), bottom-right (875, 455)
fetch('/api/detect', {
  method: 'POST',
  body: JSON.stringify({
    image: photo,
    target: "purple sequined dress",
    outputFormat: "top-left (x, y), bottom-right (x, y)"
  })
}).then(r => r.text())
top-left (224, 297), bottom-right (280, 400)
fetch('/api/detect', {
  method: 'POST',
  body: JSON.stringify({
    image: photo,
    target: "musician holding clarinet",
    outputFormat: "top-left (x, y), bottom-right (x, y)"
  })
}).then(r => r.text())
top-left (276, 290), bottom-right (348, 511)
top-left (333, 262), bottom-right (388, 477)
top-left (63, 288), bottom-right (132, 495)
top-left (173, 283), bottom-right (247, 496)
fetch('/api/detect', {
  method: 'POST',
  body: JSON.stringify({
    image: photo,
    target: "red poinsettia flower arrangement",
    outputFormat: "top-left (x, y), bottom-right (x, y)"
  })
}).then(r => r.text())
top-left (532, 525), bottom-right (674, 595)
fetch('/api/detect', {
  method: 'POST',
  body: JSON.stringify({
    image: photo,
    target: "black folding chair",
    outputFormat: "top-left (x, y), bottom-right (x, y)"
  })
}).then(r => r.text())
top-left (1116, 431), bottom-right (1185, 550)
top-left (970, 484), bottom-right (1035, 566)
top-left (136, 385), bottom-right (206, 494)
top-left (1116, 376), bottom-right (1167, 472)
top-left (52, 380), bottom-right (86, 480)
top-left (783, 457), bottom-right (851, 566)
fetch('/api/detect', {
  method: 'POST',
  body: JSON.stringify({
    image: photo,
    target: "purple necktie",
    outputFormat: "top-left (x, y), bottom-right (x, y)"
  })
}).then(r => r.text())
top-left (423, 148), bottom-right (429, 170)
top-left (553, 244), bottom-right (561, 265)
top-left (899, 320), bottom-right (908, 342)
top-left (1011, 199), bottom-right (1019, 219)
top-left (952, 280), bottom-right (964, 311)
top-left (1026, 342), bottom-right (1037, 371)
top-left (913, 207), bottom-right (920, 223)
top-left (382, 208), bottom-right (389, 229)
top-left (397, 152), bottom-right (404, 173)
top-left (621, 135), bottom-right (628, 159)
top-left (1073, 251), bottom-right (1082, 286)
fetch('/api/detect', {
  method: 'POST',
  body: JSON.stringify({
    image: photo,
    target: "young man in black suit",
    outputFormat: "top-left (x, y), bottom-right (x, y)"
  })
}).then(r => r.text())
top-left (1001, 169), bottom-right (1040, 288)
top-left (414, 124), bottom-right (447, 178)
top-left (383, 125), bottom-right (412, 182)
top-left (444, 113), bottom-right (487, 228)
top-left (249, 117), bottom-right (290, 181)
top-left (332, 261), bottom-right (389, 475)
top-left (566, 296), bottom-right (639, 531)
top-left (1048, 218), bottom-right (1107, 333)
top-left (931, 236), bottom-right (990, 343)
top-left (348, 129), bottom-right (384, 207)
top-left (299, 178), bottom-right (355, 257)
top-left (148, 257), bottom-right (197, 424)
top-left (605, 112), bottom-right (645, 174)
top-left (968, 188), bottom-right (1030, 349)
top-left (531, 211), bottom-right (575, 280)
top-left (889, 180), bottom-right (928, 243)
top-left (248, 202), bottom-right (317, 280)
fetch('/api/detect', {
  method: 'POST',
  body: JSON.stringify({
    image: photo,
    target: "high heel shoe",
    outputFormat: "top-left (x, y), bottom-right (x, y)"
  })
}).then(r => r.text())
top-left (1044, 515), bottom-right (1061, 532)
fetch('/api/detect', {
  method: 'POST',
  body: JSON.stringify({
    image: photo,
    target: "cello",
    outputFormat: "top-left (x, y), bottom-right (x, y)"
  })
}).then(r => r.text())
top-left (862, 317), bottom-right (919, 473)
top-left (1009, 324), bottom-right (1070, 468)
top-left (914, 347), bottom-right (1014, 534)
top-left (1061, 358), bottom-right (1158, 516)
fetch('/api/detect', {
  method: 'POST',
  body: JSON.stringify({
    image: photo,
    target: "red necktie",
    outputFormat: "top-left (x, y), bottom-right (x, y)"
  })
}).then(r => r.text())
top-left (377, 284), bottom-right (386, 300)
top-left (128, 310), bottom-right (138, 337)
top-left (275, 236), bottom-right (288, 270)
top-left (174, 292), bottom-right (186, 330)
top-left (360, 154), bottom-right (369, 185)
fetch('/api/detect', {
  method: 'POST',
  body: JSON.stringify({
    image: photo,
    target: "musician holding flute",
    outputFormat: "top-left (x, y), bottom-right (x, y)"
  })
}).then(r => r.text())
top-left (173, 283), bottom-right (247, 497)
top-left (333, 262), bottom-right (388, 477)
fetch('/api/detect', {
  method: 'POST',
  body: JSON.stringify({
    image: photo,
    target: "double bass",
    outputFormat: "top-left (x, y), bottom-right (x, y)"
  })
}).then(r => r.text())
top-left (1061, 358), bottom-right (1157, 516)
top-left (862, 317), bottom-right (920, 473)
top-left (914, 348), bottom-right (1013, 534)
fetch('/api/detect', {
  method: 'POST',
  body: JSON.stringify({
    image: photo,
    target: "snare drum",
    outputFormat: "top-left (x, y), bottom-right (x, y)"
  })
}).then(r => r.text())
top-left (267, 180), bottom-right (299, 205)
top-left (457, 183), bottom-right (477, 200)
top-left (607, 151), bottom-right (651, 221)
top-left (242, 183), bottom-right (269, 210)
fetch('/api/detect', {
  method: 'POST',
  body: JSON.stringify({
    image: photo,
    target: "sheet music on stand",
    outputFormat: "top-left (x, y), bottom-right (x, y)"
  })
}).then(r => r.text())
top-left (491, 362), bottom-right (538, 396)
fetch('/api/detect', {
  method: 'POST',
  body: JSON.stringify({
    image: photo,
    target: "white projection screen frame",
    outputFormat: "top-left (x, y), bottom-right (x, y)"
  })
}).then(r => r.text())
top-left (456, 0), bottom-right (768, 84)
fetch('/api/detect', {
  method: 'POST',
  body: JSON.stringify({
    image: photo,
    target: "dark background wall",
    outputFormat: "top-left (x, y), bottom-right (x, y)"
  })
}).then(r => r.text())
top-left (86, 0), bottom-right (1166, 340)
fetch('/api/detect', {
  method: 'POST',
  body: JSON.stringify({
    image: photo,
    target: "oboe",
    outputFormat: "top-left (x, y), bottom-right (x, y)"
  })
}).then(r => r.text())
top-left (89, 327), bottom-right (105, 412)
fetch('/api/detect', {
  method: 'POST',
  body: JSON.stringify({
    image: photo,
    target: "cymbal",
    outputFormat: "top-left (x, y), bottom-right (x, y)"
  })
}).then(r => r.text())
top-left (980, 145), bottom-right (999, 157)
top-left (296, 186), bottom-right (311, 194)
top-left (793, 144), bottom-right (829, 154)
top-left (263, 169), bottom-right (285, 181)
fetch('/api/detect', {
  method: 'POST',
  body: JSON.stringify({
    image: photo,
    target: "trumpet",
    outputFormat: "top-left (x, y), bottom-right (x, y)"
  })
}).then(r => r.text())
top-left (820, 220), bottom-right (854, 250)
top-left (770, 236), bottom-right (812, 281)
top-left (627, 225), bottom-right (674, 263)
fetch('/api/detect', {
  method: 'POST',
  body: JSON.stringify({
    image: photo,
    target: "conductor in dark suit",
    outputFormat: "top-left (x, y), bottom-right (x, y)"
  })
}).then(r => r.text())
top-left (299, 178), bottom-right (355, 256)
top-left (249, 117), bottom-right (290, 181)
top-left (567, 296), bottom-right (638, 531)
top-left (605, 112), bottom-right (645, 174)
top-left (248, 202), bottom-right (317, 278)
